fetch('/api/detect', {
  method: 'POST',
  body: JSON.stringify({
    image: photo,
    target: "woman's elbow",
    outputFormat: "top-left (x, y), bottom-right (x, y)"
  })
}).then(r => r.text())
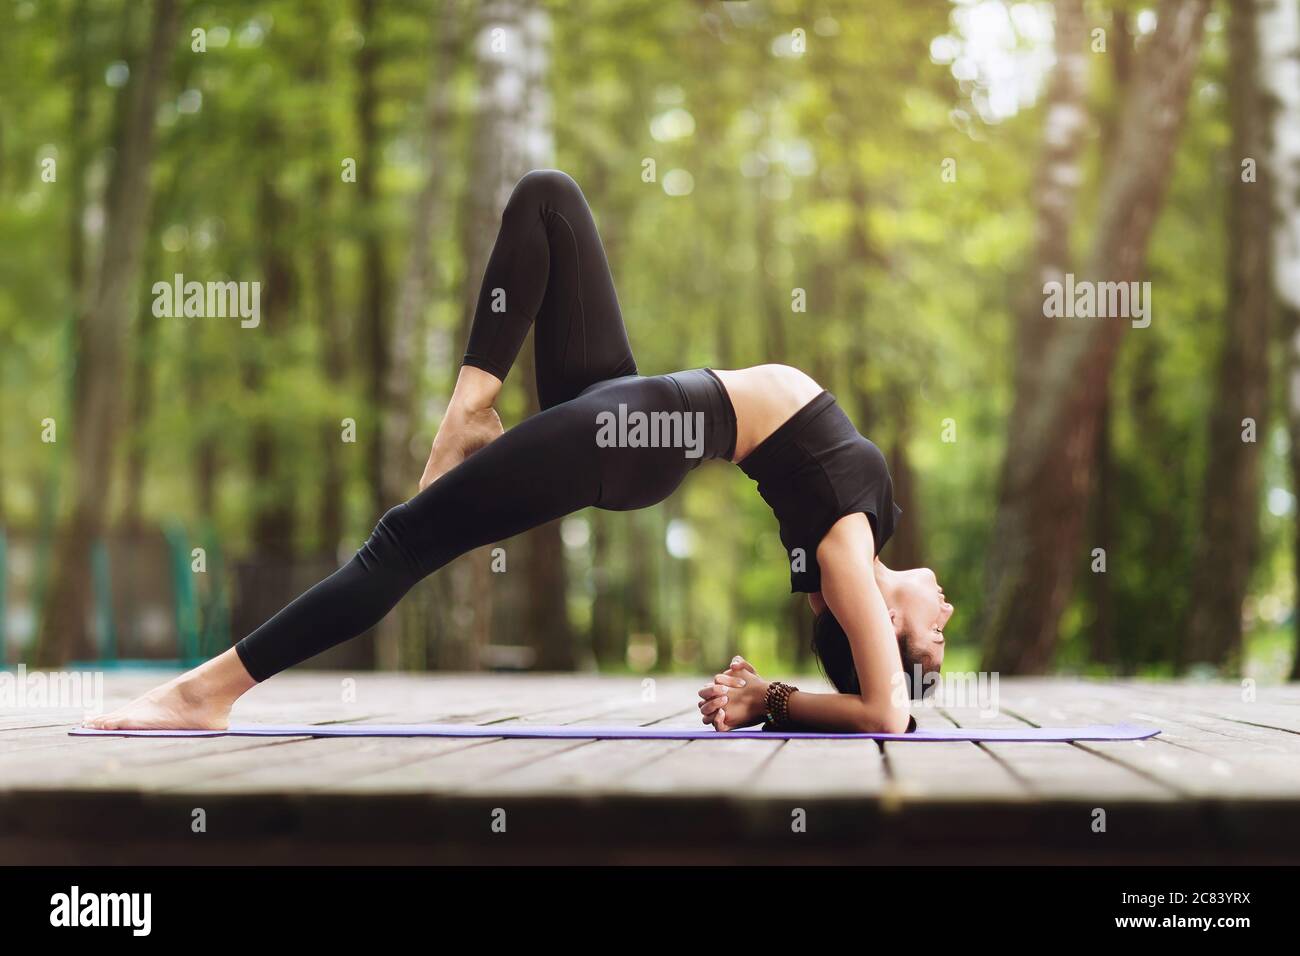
top-left (881, 709), bottom-right (913, 735)
top-left (850, 704), bottom-right (911, 735)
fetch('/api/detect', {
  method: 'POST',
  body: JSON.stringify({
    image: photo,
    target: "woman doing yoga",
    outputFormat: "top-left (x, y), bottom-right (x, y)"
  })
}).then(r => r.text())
top-left (84, 169), bottom-right (951, 734)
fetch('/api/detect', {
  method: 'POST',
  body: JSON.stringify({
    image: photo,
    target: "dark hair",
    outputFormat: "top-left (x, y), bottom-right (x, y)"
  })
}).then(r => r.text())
top-left (812, 608), bottom-right (936, 700)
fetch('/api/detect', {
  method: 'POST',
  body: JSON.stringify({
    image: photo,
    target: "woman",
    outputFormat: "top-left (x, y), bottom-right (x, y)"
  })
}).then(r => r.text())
top-left (83, 169), bottom-right (950, 734)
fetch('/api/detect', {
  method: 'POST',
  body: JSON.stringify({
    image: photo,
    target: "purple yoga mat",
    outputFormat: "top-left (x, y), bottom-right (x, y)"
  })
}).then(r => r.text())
top-left (68, 722), bottom-right (1160, 742)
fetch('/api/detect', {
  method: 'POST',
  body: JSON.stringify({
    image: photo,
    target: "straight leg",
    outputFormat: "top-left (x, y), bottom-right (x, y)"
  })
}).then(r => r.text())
top-left (236, 396), bottom-right (605, 681)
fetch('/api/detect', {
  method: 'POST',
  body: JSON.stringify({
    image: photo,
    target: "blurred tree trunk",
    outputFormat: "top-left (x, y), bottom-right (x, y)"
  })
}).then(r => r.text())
top-left (308, 6), bottom-right (347, 558)
top-left (185, 299), bottom-right (220, 521)
top-left (886, 399), bottom-right (924, 571)
top-left (122, 252), bottom-right (159, 533)
top-left (1086, 400), bottom-right (1115, 666)
top-left (653, 510), bottom-right (673, 670)
top-left (122, 119), bottom-right (191, 533)
top-left (1255, 0), bottom-right (1300, 680)
top-left (352, 0), bottom-right (393, 666)
top-left (35, 0), bottom-right (180, 665)
top-left (381, 4), bottom-right (463, 507)
top-left (355, 0), bottom-right (389, 524)
top-left (1126, 335), bottom-right (1170, 672)
top-left (980, 0), bottom-right (1210, 674)
top-left (65, 0), bottom-right (91, 305)
top-left (1287, 295), bottom-right (1300, 679)
top-left (454, 0), bottom-right (567, 669)
top-left (29, 0), bottom-right (94, 539)
top-left (1086, 8), bottom-right (1135, 669)
top-left (233, 126), bottom-right (301, 641)
top-left (380, 3), bottom-right (464, 668)
top-left (979, 0), bottom-right (1089, 673)
top-left (627, 510), bottom-right (657, 667)
top-left (314, 190), bottom-right (345, 556)
top-left (590, 510), bottom-right (621, 667)
top-left (841, 165), bottom-right (880, 433)
top-left (1185, 0), bottom-right (1272, 672)
top-left (185, 332), bottom-right (219, 520)
top-left (826, 45), bottom-right (896, 441)
top-left (247, 137), bottom-right (297, 558)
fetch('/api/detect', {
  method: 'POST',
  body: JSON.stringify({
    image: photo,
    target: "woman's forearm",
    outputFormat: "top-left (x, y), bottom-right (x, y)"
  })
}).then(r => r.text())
top-left (815, 515), bottom-right (913, 734)
top-left (785, 688), bottom-right (906, 733)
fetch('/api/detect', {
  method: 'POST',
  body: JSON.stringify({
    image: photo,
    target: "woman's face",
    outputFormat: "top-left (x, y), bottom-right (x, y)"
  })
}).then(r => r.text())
top-left (893, 567), bottom-right (952, 667)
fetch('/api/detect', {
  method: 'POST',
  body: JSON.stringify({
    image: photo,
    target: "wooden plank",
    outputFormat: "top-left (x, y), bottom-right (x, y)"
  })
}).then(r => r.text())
top-left (0, 736), bottom-right (301, 794)
top-left (880, 708), bottom-right (1027, 801)
top-left (934, 700), bottom-right (1173, 800)
top-left (452, 690), bottom-right (700, 795)
top-left (996, 684), bottom-right (1300, 799)
top-left (0, 715), bottom-right (89, 731)
top-left (601, 738), bottom-right (780, 794)
top-left (748, 738), bottom-right (887, 797)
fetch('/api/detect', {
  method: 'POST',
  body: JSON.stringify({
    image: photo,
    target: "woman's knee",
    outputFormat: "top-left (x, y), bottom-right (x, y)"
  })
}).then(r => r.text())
top-left (507, 168), bottom-right (583, 212)
top-left (361, 502), bottom-right (426, 579)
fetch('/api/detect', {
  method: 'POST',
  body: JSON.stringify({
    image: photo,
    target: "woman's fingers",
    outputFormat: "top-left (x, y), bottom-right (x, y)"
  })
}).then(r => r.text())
top-left (698, 683), bottom-right (727, 701)
top-left (698, 695), bottom-right (728, 716)
top-left (714, 709), bottom-right (728, 731)
top-left (728, 656), bottom-right (757, 675)
top-left (713, 672), bottom-right (747, 688)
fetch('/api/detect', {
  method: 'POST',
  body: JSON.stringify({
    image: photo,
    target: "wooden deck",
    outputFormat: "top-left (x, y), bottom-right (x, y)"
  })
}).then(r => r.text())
top-left (4, 673), bottom-right (1300, 864)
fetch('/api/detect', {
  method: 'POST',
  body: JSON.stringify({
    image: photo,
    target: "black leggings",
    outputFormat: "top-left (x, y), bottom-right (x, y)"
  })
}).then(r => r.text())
top-left (235, 170), bottom-right (736, 681)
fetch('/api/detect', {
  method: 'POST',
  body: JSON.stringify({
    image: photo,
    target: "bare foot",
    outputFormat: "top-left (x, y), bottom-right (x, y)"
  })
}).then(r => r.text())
top-left (420, 404), bottom-right (504, 490)
top-left (82, 673), bottom-right (235, 731)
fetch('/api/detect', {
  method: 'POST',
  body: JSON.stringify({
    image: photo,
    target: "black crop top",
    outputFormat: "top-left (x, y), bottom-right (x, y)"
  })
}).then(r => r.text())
top-left (737, 390), bottom-right (902, 593)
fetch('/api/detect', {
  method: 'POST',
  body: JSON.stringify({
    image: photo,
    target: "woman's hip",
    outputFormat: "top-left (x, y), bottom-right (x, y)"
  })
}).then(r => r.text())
top-left (573, 372), bottom-right (733, 510)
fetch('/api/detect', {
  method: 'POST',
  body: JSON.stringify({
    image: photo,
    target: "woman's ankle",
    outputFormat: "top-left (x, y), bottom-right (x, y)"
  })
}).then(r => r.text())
top-left (179, 649), bottom-right (257, 707)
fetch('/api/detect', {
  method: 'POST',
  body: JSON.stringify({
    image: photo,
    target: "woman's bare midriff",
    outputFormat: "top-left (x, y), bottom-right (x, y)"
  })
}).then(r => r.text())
top-left (710, 364), bottom-right (824, 464)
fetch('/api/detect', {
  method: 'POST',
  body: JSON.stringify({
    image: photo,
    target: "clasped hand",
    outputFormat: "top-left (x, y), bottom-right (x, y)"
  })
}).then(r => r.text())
top-left (697, 656), bottom-right (769, 731)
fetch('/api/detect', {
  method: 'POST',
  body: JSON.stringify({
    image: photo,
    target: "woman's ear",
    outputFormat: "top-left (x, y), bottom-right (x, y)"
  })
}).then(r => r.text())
top-left (888, 607), bottom-right (903, 635)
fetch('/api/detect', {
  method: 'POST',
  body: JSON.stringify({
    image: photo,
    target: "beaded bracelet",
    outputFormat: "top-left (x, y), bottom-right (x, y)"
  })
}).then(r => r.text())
top-left (765, 681), bottom-right (799, 729)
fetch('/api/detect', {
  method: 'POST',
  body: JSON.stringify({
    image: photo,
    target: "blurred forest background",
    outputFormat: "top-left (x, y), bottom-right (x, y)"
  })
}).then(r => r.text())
top-left (2, 0), bottom-right (1299, 682)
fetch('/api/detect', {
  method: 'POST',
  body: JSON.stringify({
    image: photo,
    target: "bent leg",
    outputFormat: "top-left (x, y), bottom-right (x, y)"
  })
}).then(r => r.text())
top-left (235, 397), bottom-right (604, 681)
top-left (463, 169), bottom-right (637, 409)
top-left (425, 170), bottom-right (637, 490)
